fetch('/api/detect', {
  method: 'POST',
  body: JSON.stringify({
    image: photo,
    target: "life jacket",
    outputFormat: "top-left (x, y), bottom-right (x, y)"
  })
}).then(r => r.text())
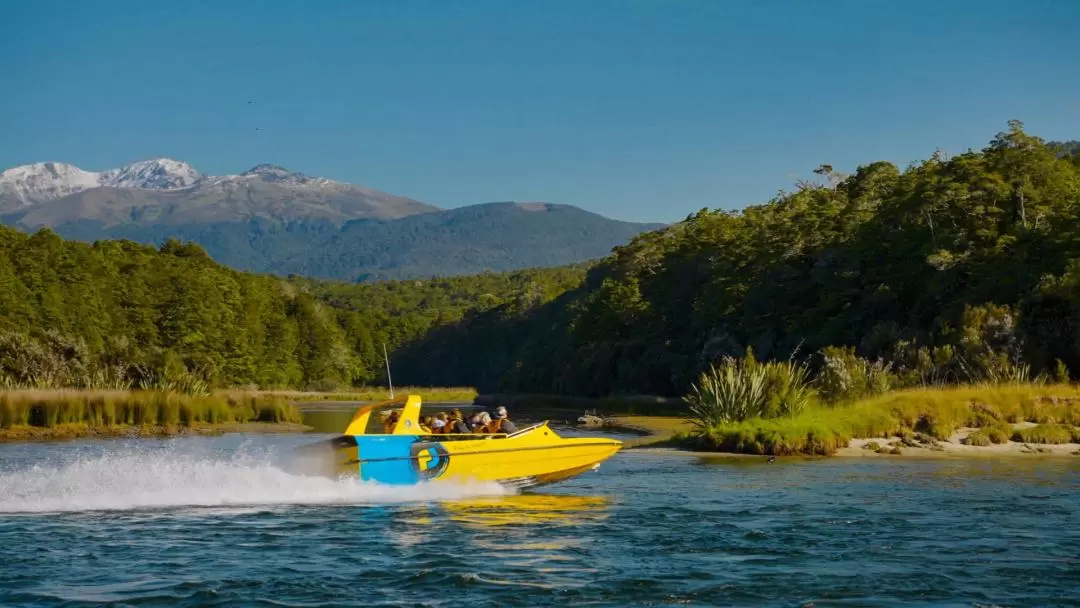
top-left (484, 418), bottom-right (506, 434)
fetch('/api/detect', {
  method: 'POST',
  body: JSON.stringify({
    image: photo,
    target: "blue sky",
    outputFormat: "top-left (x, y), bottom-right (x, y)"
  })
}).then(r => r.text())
top-left (1, 0), bottom-right (1077, 223)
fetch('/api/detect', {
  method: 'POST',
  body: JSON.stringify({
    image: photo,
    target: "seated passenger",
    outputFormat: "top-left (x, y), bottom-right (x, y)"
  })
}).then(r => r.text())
top-left (475, 412), bottom-right (493, 433)
top-left (447, 409), bottom-right (470, 434)
top-left (383, 411), bottom-right (400, 434)
top-left (484, 406), bottom-right (518, 434)
top-left (419, 415), bottom-right (434, 434)
top-left (468, 411), bottom-right (486, 432)
top-left (431, 417), bottom-right (446, 433)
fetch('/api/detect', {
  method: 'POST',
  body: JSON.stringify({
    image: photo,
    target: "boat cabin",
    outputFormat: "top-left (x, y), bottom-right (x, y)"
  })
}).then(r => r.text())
top-left (343, 395), bottom-right (528, 438)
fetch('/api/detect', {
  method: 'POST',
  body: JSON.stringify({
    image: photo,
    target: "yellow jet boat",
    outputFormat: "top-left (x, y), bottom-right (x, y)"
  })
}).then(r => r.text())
top-left (313, 395), bottom-right (622, 489)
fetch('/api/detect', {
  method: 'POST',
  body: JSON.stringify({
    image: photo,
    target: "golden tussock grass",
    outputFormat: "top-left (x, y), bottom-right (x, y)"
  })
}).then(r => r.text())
top-left (691, 384), bottom-right (1080, 455)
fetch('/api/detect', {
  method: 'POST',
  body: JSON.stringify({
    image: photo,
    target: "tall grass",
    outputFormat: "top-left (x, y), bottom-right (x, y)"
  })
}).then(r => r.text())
top-left (686, 357), bottom-right (814, 428)
top-left (687, 384), bottom-right (1080, 455)
top-left (0, 390), bottom-right (302, 429)
top-left (686, 361), bottom-right (767, 428)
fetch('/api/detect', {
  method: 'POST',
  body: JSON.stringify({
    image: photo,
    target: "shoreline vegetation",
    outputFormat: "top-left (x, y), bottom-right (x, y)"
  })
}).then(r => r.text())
top-left (665, 385), bottom-right (1080, 457)
top-left (0, 386), bottom-right (476, 442)
top-left (0, 389), bottom-right (308, 442)
top-left (485, 386), bottom-right (1080, 458)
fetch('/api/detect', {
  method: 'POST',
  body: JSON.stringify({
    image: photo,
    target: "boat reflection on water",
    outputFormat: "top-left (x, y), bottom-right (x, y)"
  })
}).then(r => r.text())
top-left (440, 494), bottom-right (610, 528)
top-left (386, 494), bottom-right (610, 559)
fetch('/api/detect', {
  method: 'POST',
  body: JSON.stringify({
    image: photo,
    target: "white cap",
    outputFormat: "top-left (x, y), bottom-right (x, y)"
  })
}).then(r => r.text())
top-left (432, 419), bottom-right (446, 429)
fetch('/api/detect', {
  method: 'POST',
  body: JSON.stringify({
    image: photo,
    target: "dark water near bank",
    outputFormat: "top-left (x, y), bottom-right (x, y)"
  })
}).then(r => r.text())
top-left (1, 431), bottom-right (1079, 607)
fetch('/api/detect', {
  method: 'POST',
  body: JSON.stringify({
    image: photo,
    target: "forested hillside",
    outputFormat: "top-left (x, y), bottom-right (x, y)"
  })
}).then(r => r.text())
top-left (393, 123), bottom-right (1080, 396)
top-left (4, 122), bottom-right (1078, 398)
top-left (0, 226), bottom-right (586, 390)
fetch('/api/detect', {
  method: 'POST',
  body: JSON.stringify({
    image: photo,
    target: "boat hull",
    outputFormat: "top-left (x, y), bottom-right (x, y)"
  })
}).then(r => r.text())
top-left (322, 424), bottom-right (621, 488)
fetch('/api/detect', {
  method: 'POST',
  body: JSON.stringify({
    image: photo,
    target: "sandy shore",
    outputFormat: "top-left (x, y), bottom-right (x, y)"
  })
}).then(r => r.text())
top-left (839, 426), bottom-right (1080, 458)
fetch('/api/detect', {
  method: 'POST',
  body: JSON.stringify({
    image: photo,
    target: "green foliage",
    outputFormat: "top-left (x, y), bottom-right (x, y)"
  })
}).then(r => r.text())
top-left (5, 122), bottom-right (1080, 403)
top-left (683, 385), bottom-right (1080, 455)
top-left (392, 122), bottom-right (1080, 398)
top-left (985, 425), bottom-right (1012, 444)
top-left (0, 223), bottom-right (582, 390)
top-left (0, 390), bottom-right (302, 429)
top-left (685, 359), bottom-right (767, 427)
top-left (817, 346), bottom-right (891, 403)
top-left (962, 430), bottom-right (992, 446)
top-left (760, 359), bottom-right (815, 418)
top-left (685, 352), bottom-right (815, 428)
top-left (1011, 424), bottom-right (1074, 444)
top-left (696, 418), bottom-right (850, 456)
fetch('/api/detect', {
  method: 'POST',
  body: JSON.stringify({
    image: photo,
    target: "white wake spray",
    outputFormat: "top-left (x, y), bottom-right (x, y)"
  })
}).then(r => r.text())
top-left (0, 443), bottom-right (509, 514)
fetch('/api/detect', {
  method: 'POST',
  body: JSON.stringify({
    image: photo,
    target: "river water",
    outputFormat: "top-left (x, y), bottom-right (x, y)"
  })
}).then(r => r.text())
top-left (1, 428), bottom-right (1078, 607)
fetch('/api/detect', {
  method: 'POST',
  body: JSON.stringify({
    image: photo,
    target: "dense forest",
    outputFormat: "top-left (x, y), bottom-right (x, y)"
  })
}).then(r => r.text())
top-left (392, 124), bottom-right (1080, 396)
top-left (0, 225), bottom-right (585, 390)
top-left (2, 123), bottom-right (1079, 398)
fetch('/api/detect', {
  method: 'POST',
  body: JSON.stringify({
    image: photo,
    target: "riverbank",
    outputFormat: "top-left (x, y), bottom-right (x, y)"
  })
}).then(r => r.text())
top-left (0, 389), bottom-right (310, 442)
top-left (0, 387), bottom-right (477, 443)
top-left (0, 421), bottom-right (313, 442)
top-left (604, 387), bottom-right (1080, 458)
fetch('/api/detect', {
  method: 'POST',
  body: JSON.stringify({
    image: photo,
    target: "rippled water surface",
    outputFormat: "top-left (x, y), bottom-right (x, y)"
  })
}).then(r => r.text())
top-left (1, 432), bottom-right (1079, 607)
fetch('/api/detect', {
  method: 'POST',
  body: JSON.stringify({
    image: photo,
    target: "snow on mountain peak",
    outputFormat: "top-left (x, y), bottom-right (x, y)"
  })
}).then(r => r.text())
top-left (0, 162), bottom-right (100, 206)
top-left (101, 158), bottom-right (201, 190)
top-left (240, 164), bottom-right (316, 185)
top-left (0, 158), bottom-right (347, 209)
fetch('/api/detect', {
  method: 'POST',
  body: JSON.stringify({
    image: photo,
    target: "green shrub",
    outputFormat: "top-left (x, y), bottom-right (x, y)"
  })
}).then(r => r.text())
top-left (686, 359), bottom-right (767, 427)
top-left (760, 360), bottom-right (816, 418)
top-left (818, 346), bottom-right (891, 403)
top-left (700, 418), bottom-right (850, 455)
top-left (686, 354), bottom-right (817, 428)
top-left (963, 431), bottom-right (992, 446)
top-left (985, 425), bottom-right (1011, 444)
top-left (1012, 424), bottom-right (1074, 444)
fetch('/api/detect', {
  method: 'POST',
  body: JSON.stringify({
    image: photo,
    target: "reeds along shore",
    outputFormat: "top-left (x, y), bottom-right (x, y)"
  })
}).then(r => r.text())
top-left (687, 385), bottom-right (1080, 456)
top-left (0, 390), bottom-right (303, 429)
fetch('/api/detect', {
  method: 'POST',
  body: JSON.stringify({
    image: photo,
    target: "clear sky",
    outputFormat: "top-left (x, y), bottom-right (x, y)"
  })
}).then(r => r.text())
top-left (1, 0), bottom-right (1077, 223)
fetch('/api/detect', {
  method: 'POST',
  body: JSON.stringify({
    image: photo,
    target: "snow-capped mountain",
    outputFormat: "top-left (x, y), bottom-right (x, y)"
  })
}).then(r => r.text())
top-left (100, 158), bottom-right (201, 190)
top-left (0, 162), bottom-right (103, 207)
top-left (0, 158), bottom-right (201, 209)
top-left (0, 157), bottom-right (438, 224)
top-left (0, 157), bottom-right (664, 283)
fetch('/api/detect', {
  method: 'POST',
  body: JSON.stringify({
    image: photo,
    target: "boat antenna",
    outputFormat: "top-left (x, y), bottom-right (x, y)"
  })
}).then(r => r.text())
top-left (383, 343), bottom-right (394, 398)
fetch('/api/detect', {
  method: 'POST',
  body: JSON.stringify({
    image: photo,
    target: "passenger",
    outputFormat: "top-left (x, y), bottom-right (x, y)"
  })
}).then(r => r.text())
top-left (431, 417), bottom-right (447, 433)
top-left (383, 410), bottom-right (400, 434)
top-left (485, 406), bottom-right (518, 434)
top-left (469, 411), bottom-right (487, 432)
top-left (419, 415), bottom-right (434, 434)
top-left (447, 408), bottom-right (470, 434)
top-left (475, 412), bottom-right (493, 433)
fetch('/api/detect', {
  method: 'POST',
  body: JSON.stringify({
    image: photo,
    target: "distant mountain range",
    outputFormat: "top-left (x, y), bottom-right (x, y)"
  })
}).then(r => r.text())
top-left (0, 158), bottom-right (663, 280)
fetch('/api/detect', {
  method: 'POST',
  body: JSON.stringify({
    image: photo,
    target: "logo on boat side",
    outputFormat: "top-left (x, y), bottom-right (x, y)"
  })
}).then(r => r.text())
top-left (410, 441), bottom-right (450, 480)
